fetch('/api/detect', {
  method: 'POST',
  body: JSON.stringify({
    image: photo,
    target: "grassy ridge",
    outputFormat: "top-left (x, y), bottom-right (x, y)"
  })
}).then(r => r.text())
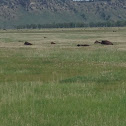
top-left (0, 27), bottom-right (126, 126)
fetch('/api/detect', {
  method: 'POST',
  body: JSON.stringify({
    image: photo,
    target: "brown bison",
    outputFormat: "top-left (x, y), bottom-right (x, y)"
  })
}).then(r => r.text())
top-left (77, 44), bottom-right (90, 47)
top-left (24, 41), bottom-right (32, 45)
top-left (101, 40), bottom-right (113, 45)
top-left (94, 40), bottom-right (113, 45)
top-left (51, 42), bottom-right (56, 44)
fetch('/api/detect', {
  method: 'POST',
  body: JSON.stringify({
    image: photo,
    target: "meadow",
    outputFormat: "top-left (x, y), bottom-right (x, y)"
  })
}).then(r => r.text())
top-left (0, 27), bottom-right (126, 126)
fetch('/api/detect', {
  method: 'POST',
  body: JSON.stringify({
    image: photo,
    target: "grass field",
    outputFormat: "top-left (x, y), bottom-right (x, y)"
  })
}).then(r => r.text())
top-left (0, 27), bottom-right (126, 126)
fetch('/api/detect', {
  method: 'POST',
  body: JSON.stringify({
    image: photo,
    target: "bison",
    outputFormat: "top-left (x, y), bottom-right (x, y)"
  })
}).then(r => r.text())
top-left (77, 44), bottom-right (90, 47)
top-left (24, 41), bottom-right (32, 45)
top-left (101, 40), bottom-right (113, 45)
top-left (51, 42), bottom-right (56, 44)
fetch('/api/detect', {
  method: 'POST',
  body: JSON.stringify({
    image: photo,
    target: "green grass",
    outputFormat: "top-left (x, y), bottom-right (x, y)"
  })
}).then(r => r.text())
top-left (0, 27), bottom-right (126, 126)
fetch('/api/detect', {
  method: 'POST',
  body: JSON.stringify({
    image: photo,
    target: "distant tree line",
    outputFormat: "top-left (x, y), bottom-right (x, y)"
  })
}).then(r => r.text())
top-left (16, 21), bottom-right (126, 29)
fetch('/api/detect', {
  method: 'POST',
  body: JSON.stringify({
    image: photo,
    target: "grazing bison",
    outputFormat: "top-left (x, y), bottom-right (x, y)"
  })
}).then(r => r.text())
top-left (101, 40), bottom-right (113, 45)
top-left (24, 41), bottom-right (32, 45)
top-left (77, 44), bottom-right (90, 47)
top-left (51, 42), bottom-right (56, 44)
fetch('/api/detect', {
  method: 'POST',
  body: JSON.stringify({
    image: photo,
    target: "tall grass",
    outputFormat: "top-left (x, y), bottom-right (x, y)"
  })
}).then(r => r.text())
top-left (0, 27), bottom-right (126, 126)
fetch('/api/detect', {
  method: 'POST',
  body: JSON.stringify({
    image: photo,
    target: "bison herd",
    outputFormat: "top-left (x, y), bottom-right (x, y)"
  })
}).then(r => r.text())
top-left (24, 40), bottom-right (114, 46)
top-left (77, 40), bottom-right (113, 47)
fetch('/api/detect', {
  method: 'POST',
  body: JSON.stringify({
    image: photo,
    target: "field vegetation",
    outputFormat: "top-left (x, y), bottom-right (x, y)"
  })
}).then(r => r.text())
top-left (0, 27), bottom-right (126, 126)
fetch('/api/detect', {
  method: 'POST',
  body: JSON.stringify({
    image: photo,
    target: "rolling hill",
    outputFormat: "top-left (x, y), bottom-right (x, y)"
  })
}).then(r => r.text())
top-left (0, 0), bottom-right (126, 28)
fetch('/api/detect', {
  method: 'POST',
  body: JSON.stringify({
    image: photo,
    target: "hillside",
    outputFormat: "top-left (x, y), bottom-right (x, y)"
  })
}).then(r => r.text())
top-left (0, 0), bottom-right (126, 28)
